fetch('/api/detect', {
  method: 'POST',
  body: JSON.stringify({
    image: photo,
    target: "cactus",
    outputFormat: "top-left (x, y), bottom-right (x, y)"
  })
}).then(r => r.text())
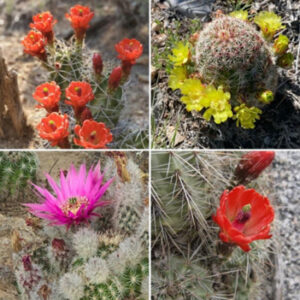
top-left (21, 6), bottom-right (147, 149)
top-left (0, 152), bottom-right (38, 196)
top-left (168, 10), bottom-right (293, 129)
top-left (195, 15), bottom-right (277, 107)
top-left (151, 151), bottom-right (275, 299)
top-left (12, 153), bottom-right (148, 300)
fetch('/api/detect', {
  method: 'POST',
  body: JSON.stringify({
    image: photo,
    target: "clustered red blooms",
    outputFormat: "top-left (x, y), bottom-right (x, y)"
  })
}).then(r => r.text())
top-left (234, 151), bottom-right (275, 184)
top-left (35, 80), bottom-right (112, 149)
top-left (22, 5), bottom-right (143, 149)
top-left (33, 81), bottom-right (61, 113)
top-left (21, 31), bottom-right (47, 61)
top-left (213, 186), bottom-right (274, 252)
top-left (30, 11), bottom-right (57, 44)
top-left (74, 120), bottom-right (113, 149)
top-left (115, 38), bottom-right (143, 78)
top-left (65, 5), bottom-right (94, 41)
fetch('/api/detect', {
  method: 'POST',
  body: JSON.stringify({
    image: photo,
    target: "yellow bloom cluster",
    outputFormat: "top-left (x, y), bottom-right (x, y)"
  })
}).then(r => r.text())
top-left (179, 79), bottom-right (232, 124)
top-left (229, 10), bottom-right (248, 21)
top-left (233, 104), bottom-right (262, 129)
top-left (168, 42), bottom-right (190, 66)
top-left (254, 11), bottom-right (285, 41)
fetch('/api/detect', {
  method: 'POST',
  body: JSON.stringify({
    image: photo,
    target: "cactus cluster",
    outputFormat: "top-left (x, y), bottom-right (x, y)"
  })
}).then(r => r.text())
top-left (151, 151), bottom-right (275, 299)
top-left (168, 10), bottom-right (294, 129)
top-left (0, 152), bottom-right (38, 196)
top-left (12, 154), bottom-right (148, 300)
top-left (21, 5), bottom-right (147, 149)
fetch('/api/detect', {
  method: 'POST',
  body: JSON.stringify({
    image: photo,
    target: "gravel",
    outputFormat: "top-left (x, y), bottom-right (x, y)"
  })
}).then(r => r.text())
top-left (272, 151), bottom-right (300, 300)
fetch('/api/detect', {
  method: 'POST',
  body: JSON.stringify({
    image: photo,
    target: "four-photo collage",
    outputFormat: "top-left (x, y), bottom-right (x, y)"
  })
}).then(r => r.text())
top-left (0, 0), bottom-right (299, 299)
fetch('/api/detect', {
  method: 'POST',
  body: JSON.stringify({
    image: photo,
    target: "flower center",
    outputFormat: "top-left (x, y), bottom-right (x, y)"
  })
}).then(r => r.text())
top-left (232, 204), bottom-right (251, 231)
top-left (48, 120), bottom-right (57, 131)
top-left (90, 130), bottom-right (97, 140)
top-left (30, 34), bottom-right (35, 40)
top-left (74, 87), bottom-right (82, 96)
top-left (61, 196), bottom-right (89, 216)
top-left (43, 87), bottom-right (49, 96)
top-left (79, 9), bottom-right (83, 16)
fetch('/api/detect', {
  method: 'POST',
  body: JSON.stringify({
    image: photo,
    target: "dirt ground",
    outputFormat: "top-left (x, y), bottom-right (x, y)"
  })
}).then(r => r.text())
top-left (151, 0), bottom-right (300, 149)
top-left (0, 0), bottom-right (149, 149)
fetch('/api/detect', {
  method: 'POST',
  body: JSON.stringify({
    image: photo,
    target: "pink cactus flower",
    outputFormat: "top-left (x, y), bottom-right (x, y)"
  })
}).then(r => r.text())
top-left (24, 163), bottom-right (113, 227)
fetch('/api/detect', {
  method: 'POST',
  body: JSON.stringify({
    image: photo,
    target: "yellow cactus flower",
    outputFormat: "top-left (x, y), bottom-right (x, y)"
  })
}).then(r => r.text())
top-left (277, 52), bottom-right (294, 68)
top-left (203, 86), bottom-right (232, 124)
top-left (258, 90), bottom-right (274, 104)
top-left (254, 11), bottom-right (285, 41)
top-left (179, 78), bottom-right (209, 111)
top-left (168, 42), bottom-right (190, 66)
top-left (229, 10), bottom-right (248, 21)
top-left (169, 66), bottom-right (187, 90)
top-left (273, 35), bottom-right (289, 55)
top-left (233, 104), bottom-right (262, 129)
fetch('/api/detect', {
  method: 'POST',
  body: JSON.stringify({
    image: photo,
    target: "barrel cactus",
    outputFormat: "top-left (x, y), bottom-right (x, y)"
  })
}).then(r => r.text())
top-left (0, 151), bottom-right (38, 196)
top-left (168, 10), bottom-right (294, 129)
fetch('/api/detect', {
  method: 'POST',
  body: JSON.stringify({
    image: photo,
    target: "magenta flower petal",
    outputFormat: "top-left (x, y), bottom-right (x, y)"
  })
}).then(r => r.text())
top-left (24, 163), bottom-right (113, 227)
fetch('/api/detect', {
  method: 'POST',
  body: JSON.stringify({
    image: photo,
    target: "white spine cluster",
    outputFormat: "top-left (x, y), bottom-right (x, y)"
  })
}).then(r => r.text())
top-left (72, 227), bottom-right (99, 259)
top-left (59, 272), bottom-right (84, 300)
top-left (84, 257), bottom-right (110, 284)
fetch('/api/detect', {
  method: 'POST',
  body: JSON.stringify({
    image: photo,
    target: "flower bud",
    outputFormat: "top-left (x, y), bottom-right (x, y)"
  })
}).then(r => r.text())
top-left (277, 52), bottom-right (294, 68)
top-left (92, 53), bottom-right (103, 75)
top-left (52, 238), bottom-right (66, 252)
top-left (22, 255), bottom-right (33, 271)
top-left (80, 107), bottom-right (93, 123)
top-left (258, 90), bottom-right (274, 104)
top-left (273, 34), bottom-right (289, 55)
top-left (108, 66), bottom-right (122, 90)
top-left (234, 151), bottom-right (275, 184)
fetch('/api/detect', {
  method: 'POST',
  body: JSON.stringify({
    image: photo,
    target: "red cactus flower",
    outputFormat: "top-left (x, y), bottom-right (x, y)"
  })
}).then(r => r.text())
top-left (30, 11), bottom-right (57, 44)
top-left (65, 81), bottom-right (94, 118)
top-left (108, 66), bottom-right (122, 91)
top-left (234, 151), bottom-right (275, 184)
top-left (37, 113), bottom-right (70, 148)
top-left (65, 5), bottom-right (94, 41)
top-left (93, 53), bottom-right (103, 76)
top-left (33, 82), bottom-right (61, 113)
top-left (213, 186), bottom-right (274, 252)
top-left (21, 30), bottom-right (47, 61)
top-left (74, 120), bottom-right (113, 149)
top-left (115, 38), bottom-right (143, 64)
